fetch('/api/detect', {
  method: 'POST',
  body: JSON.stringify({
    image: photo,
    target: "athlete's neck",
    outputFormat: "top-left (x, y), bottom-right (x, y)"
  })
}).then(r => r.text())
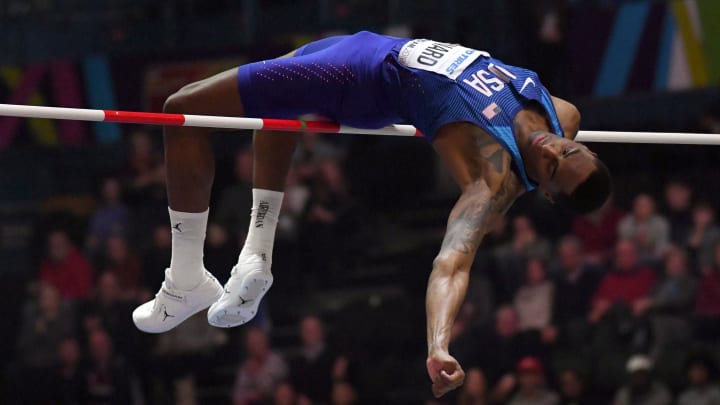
top-left (514, 109), bottom-right (551, 181)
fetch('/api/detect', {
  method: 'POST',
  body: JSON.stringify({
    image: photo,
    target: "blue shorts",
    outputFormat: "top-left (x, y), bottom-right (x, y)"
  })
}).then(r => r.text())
top-left (237, 31), bottom-right (408, 129)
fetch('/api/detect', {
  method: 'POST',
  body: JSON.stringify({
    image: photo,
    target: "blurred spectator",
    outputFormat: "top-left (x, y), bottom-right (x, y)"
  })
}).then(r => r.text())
top-left (590, 240), bottom-right (655, 324)
top-left (80, 271), bottom-right (138, 359)
top-left (277, 167), bottom-right (311, 241)
top-left (49, 338), bottom-right (85, 403)
top-left (330, 380), bottom-right (358, 405)
top-left (612, 355), bottom-right (671, 405)
top-left (618, 194), bottom-right (670, 260)
top-left (272, 381), bottom-right (310, 405)
top-left (101, 235), bottom-right (142, 295)
top-left (39, 230), bottom-right (94, 300)
top-left (495, 215), bottom-right (552, 296)
top-left (294, 132), bottom-right (344, 178)
top-left (513, 258), bottom-right (554, 338)
top-left (214, 148), bottom-right (253, 238)
top-left (457, 368), bottom-right (490, 405)
top-left (551, 236), bottom-right (601, 347)
top-left (677, 355), bottom-right (720, 405)
top-left (232, 327), bottom-right (288, 405)
top-left (694, 239), bottom-right (720, 339)
top-left (571, 197), bottom-right (624, 265)
top-left (299, 159), bottom-right (358, 282)
top-left (557, 368), bottom-right (599, 405)
top-left (86, 177), bottom-right (129, 255)
top-left (204, 222), bottom-right (237, 275)
top-left (508, 357), bottom-right (559, 405)
top-left (16, 283), bottom-right (75, 389)
top-left (478, 306), bottom-right (542, 397)
top-left (142, 224), bottom-right (172, 293)
top-left (124, 129), bottom-right (165, 191)
top-left (638, 247), bottom-right (697, 357)
top-left (687, 202), bottom-right (720, 270)
top-left (290, 315), bottom-right (346, 403)
top-left (590, 240), bottom-right (655, 350)
top-left (83, 328), bottom-right (134, 404)
top-left (662, 181), bottom-right (693, 246)
top-left (154, 311), bottom-right (227, 404)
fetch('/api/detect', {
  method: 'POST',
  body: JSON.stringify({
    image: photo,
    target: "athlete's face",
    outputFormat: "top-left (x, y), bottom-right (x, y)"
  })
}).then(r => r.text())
top-left (526, 132), bottom-right (597, 199)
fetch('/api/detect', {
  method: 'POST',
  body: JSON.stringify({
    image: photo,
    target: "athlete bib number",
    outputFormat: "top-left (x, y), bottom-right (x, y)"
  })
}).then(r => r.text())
top-left (398, 39), bottom-right (488, 80)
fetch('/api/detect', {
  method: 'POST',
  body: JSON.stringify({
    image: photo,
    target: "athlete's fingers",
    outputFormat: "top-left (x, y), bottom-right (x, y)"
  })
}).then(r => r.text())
top-left (432, 369), bottom-right (465, 397)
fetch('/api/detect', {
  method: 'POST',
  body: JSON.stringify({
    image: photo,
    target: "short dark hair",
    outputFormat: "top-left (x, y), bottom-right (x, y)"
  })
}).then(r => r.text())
top-left (566, 159), bottom-right (612, 214)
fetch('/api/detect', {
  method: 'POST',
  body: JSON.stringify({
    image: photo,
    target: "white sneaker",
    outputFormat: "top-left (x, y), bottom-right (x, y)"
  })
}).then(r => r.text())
top-left (133, 269), bottom-right (223, 333)
top-left (207, 254), bottom-right (273, 328)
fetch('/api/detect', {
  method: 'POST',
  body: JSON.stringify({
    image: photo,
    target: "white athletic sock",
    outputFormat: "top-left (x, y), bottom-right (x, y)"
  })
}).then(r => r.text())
top-left (168, 207), bottom-right (209, 290)
top-left (238, 189), bottom-right (284, 266)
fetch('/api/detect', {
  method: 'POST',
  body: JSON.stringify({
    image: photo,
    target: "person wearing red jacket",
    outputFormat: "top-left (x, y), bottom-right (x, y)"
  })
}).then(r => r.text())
top-left (39, 230), bottom-right (94, 300)
top-left (589, 240), bottom-right (655, 323)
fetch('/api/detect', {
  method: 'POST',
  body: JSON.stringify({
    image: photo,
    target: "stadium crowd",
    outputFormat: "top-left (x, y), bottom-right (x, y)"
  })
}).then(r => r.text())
top-left (5, 128), bottom-right (720, 405)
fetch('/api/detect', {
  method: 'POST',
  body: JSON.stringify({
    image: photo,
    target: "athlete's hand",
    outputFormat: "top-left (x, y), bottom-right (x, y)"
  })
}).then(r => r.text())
top-left (427, 351), bottom-right (465, 398)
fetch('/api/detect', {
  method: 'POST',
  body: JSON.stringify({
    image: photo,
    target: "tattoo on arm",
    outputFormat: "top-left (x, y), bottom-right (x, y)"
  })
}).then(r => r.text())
top-left (441, 140), bottom-right (518, 255)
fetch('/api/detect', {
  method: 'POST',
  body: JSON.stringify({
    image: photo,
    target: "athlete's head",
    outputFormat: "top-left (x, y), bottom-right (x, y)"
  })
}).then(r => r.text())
top-left (525, 131), bottom-right (612, 213)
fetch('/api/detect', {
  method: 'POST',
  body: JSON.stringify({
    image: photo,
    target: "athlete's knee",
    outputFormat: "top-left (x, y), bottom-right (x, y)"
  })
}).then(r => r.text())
top-left (164, 82), bottom-right (203, 114)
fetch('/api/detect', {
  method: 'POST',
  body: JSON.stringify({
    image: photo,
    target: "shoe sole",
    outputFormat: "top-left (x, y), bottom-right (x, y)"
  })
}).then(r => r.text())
top-left (207, 271), bottom-right (273, 328)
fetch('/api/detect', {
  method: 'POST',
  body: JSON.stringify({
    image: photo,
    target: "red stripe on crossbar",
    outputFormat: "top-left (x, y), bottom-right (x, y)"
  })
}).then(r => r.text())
top-left (262, 118), bottom-right (341, 133)
top-left (103, 110), bottom-right (186, 126)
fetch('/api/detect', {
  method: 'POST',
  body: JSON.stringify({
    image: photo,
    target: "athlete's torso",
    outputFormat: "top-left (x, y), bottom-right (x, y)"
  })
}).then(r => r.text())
top-left (333, 31), bottom-right (564, 190)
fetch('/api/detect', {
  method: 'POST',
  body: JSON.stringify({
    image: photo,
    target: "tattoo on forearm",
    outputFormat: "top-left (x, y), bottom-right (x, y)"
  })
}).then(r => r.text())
top-left (440, 138), bottom-right (518, 255)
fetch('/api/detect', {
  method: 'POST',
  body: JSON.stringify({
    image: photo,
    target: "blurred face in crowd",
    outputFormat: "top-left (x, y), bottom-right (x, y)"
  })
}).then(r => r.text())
top-left (321, 160), bottom-right (345, 192)
top-left (615, 240), bottom-right (638, 272)
top-left (246, 328), bottom-right (270, 359)
top-left (664, 248), bottom-right (687, 277)
top-left (331, 381), bottom-right (357, 405)
top-left (519, 370), bottom-right (543, 392)
top-left (688, 363), bottom-right (709, 386)
top-left (235, 149), bottom-right (253, 183)
top-left (558, 237), bottom-right (583, 272)
top-left (559, 370), bottom-right (584, 399)
top-left (97, 271), bottom-right (120, 304)
top-left (273, 382), bottom-right (296, 405)
top-left (106, 236), bottom-right (128, 262)
top-left (89, 329), bottom-right (113, 364)
top-left (48, 231), bottom-right (72, 262)
top-left (513, 216), bottom-right (534, 238)
top-left (665, 182), bottom-right (691, 211)
top-left (693, 204), bottom-right (715, 228)
top-left (153, 225), bottom-right (172, 249)
top-left (300, 316), bottom-right (324, 348)
top-left (463, 368), bottom-right (488, 398)
top-left (130, 130), bottom-right (154, 157)
top-left (526, 259), bottom-right (546, 286)
top-left (102, 177), bottom-right (122, 205)
top-left (59, 338), bottom-right (81, 367)
top-left (633, 194), bottom-right (655, 221)
top-left (38, 283), bottom-right (61, 315)
top-left (207, 223), bottom-right (228, 248)
top-left (495, 306), bottom-right (519, 337)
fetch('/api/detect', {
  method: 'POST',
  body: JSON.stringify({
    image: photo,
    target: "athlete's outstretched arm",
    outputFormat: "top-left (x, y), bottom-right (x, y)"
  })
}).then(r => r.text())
top-left (426, 179), bottom-right (514, 397)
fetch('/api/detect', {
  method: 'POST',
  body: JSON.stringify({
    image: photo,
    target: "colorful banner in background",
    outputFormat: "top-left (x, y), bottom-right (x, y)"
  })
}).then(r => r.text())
top-left (573, 0), bottom-right (720, 97)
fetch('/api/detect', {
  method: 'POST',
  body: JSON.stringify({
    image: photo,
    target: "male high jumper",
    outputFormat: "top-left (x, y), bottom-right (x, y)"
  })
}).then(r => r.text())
top-left (132, 31), bottom-right (611, 397)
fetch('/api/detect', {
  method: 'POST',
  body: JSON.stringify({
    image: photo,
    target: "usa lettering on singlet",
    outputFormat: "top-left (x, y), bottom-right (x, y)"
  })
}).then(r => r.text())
top-left (398, 39), bottom-right (490, 80)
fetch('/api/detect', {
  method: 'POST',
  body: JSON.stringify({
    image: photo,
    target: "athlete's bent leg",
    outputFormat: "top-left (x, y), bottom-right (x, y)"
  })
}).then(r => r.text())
top-left (134, 69), bottom-right (247, 333)
top-left (207, 129), bottom-right (299, 327)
